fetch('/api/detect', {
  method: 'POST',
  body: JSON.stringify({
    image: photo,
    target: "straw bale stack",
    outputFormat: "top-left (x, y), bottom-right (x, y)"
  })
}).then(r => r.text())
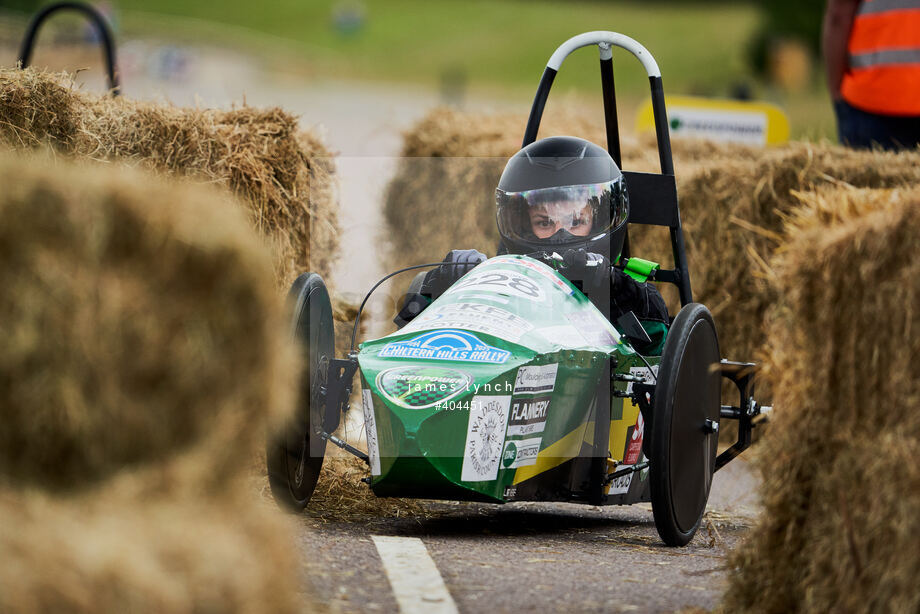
top-left (662, 143), bottom-right (920, 384)
top-left (0, 66), bottom-right (356, 420)
top-left (0, 152), bottom-right (296, 495)
top-left (0, 152), bottom-right (306, 611)
top-left (0, 67), bottom-right (338, 288)
top-left (722, 185), bottom-right (920, 613)
top-left (0, 488), bottom-right (303, 614)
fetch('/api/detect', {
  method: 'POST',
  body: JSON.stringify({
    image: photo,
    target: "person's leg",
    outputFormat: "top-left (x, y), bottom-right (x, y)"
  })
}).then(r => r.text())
top-left (836, 99), bottom-right (920, 150)
top-left (835, 99), bottom-right (884, 148)
top-left (834, 99), bottom-right (859, 146)
top-left (879, 114), bottom-right (920, 150)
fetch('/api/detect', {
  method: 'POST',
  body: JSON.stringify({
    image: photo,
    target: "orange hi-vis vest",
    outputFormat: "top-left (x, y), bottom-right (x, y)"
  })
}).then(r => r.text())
top-left (841, 0), bottom-right (920, 116)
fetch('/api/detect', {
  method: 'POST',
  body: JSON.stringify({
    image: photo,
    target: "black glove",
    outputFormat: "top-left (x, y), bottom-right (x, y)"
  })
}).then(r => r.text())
top-left (611, 265), bottom-right (629, 296)
top-left (421, 249), bottom-right (487, 297)
top-left (393, 292), bottom-right (430, 328)
top-left (561, 248), bottom-right (610, 292)
top-left (610, 267), bottom-right (670, 324)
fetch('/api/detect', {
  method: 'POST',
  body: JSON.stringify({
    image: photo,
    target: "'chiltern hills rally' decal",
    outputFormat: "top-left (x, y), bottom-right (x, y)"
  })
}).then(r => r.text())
top-left (375, 366), bottom-right (473, 409)
top-left (379, 329), bottom-right (511, 364)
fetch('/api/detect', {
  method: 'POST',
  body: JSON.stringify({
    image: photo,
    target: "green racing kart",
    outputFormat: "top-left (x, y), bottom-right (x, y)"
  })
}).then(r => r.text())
top-left (266, 31), bottom-right (769, 547)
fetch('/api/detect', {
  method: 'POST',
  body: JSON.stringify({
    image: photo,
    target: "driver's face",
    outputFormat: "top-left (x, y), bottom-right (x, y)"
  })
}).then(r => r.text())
top-left (528, 201), bottom-right (594, 239)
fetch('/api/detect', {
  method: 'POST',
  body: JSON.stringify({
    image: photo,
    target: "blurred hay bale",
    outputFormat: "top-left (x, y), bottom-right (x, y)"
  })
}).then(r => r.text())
top-left (332, 297), bottom-right (360, 356)
top-left (0, 151), bottom-right (297, 495)
top-left (722, 186), bottom-right (920, 613)
top-left (0, 67), bottom-right (358, 468)
top-left (0, 151), bottom-right (309, 611)
top-left (0, 67), bottom-right (338, 287)
top-left (399, 105), bottom-right (608, 161)
top-left (0, 488), bottom-right (304, 614)
top-left (660, 144), bottom-right (920, 388)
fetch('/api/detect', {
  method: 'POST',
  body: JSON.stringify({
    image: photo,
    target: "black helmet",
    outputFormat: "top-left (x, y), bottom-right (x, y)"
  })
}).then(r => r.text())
top-left (496, 136), bottom-right (629, 258)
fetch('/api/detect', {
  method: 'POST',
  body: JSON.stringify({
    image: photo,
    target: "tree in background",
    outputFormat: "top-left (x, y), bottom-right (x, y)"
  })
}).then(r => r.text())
top-left (0, 0), bottom-right (43, 14)
top-left (748, 0), bottom-right (824, 89)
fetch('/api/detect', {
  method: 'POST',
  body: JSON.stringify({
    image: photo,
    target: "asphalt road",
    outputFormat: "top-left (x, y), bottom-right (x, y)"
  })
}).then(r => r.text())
top-left (297, 458), bottom-right (759, 614)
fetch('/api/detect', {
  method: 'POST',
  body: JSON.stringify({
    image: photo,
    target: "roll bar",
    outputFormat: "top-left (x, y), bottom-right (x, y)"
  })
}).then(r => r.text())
top-left (546, 31), bottom-right (661, 76)
top-left (18, 1), bottom-right (120, 96)
top-left (521, 31), bottom-right (693, 307)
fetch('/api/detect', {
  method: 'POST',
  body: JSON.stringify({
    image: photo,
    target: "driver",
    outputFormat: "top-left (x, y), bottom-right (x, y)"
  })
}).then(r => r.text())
top-left (395, 136), bottom-right (669, 354)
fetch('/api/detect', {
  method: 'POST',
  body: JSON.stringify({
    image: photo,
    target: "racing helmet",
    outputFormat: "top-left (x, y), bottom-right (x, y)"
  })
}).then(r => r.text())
top-left (495, 136), bottom-right (629, 257)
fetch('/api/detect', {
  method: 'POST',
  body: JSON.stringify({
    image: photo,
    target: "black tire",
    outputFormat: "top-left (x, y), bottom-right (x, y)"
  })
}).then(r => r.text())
top-left (266, 273), bottom-right (334, 511)
top-left (649, 303), bottom-right (721, 546)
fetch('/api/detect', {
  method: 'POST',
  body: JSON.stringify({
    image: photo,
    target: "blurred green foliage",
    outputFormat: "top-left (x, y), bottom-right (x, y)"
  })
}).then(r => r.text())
top-left (0, 0), bottom-right (42, 14)
top-left (115, 0), bottom-right (764, 98)
top-left (748, 0), bottom-right (824, 74)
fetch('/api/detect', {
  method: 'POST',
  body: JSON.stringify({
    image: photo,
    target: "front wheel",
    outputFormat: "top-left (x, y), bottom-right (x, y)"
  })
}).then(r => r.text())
top-left (266, 273), bottom-right (334, 511)
top-left (649, 303), bottom-right (721, 546)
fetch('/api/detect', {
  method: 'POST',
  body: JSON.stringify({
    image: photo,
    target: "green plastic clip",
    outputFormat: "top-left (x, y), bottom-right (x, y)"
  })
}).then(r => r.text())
top-left (623, 257), bottom-right (660, 283)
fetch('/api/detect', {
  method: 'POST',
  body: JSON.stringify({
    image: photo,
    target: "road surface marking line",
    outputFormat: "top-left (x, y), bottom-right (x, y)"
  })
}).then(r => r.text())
top-left (371, 535), bottom-right (459, 614)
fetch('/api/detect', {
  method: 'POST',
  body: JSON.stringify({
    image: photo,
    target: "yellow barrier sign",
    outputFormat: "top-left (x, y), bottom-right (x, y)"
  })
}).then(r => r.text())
top-left (636, 96), bottom-right (789, 146)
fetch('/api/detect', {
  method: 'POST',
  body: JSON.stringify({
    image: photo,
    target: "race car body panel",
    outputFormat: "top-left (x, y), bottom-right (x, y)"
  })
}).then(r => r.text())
top-left (358, 255), bottom-right (656, 504)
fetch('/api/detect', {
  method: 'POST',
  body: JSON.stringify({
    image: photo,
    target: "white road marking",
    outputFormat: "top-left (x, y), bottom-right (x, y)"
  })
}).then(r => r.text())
top-left (372, 535), bottom-right (459, 614)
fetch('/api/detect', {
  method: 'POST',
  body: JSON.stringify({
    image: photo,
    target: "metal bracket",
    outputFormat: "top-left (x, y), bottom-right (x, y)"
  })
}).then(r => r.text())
top-left (631, 382), bottom-right (655, 459)
top-left (603, 460), bottom-right (649, 487)
top-left (613, 372), bottom-right (646, 384)
top-left (321, 431), bottom-right (369, 463)
top-left (631, 382), bottom-right (655, 416)
top-left (325, 354), bottom-right (358, 409)
top-left (319, 352), bottom-right (360, 438)
top-left (715, 360), bottom-right (765, 470)
top-left (314, 352), bottom-right (368, 464)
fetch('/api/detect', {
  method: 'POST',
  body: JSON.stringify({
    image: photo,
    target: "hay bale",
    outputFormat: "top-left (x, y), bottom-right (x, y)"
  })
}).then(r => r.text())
top-left (0, 67), bottom-right (338, 287)
top-left (722, 186), bottom-right (920, 613)
top-left (662, 143), bottom-right (920, 382)
top-left (399, 105), bottom-right (608, 160)
top-left (0, 487), bottom-right (304, 614)
top-left (0, 151), bottom-right (310, 611)
top-left (0, 151), bottom-right (296, 494)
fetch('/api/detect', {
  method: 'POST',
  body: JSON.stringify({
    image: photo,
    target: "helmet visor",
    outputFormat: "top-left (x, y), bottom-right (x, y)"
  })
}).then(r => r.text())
top-left (496, 179), bottom-right (628, 247)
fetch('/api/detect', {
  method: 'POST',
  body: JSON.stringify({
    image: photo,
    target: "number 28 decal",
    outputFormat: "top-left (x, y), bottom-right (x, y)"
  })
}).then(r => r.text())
top-left (447, 270), bottom-right (546, 302)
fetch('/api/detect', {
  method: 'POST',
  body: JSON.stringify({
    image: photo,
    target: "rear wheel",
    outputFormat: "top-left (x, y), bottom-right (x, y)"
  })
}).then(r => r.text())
top-left (649, 303), bottom-right (721, 546)
top-left (266, 273), bottom-right (334, 511)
